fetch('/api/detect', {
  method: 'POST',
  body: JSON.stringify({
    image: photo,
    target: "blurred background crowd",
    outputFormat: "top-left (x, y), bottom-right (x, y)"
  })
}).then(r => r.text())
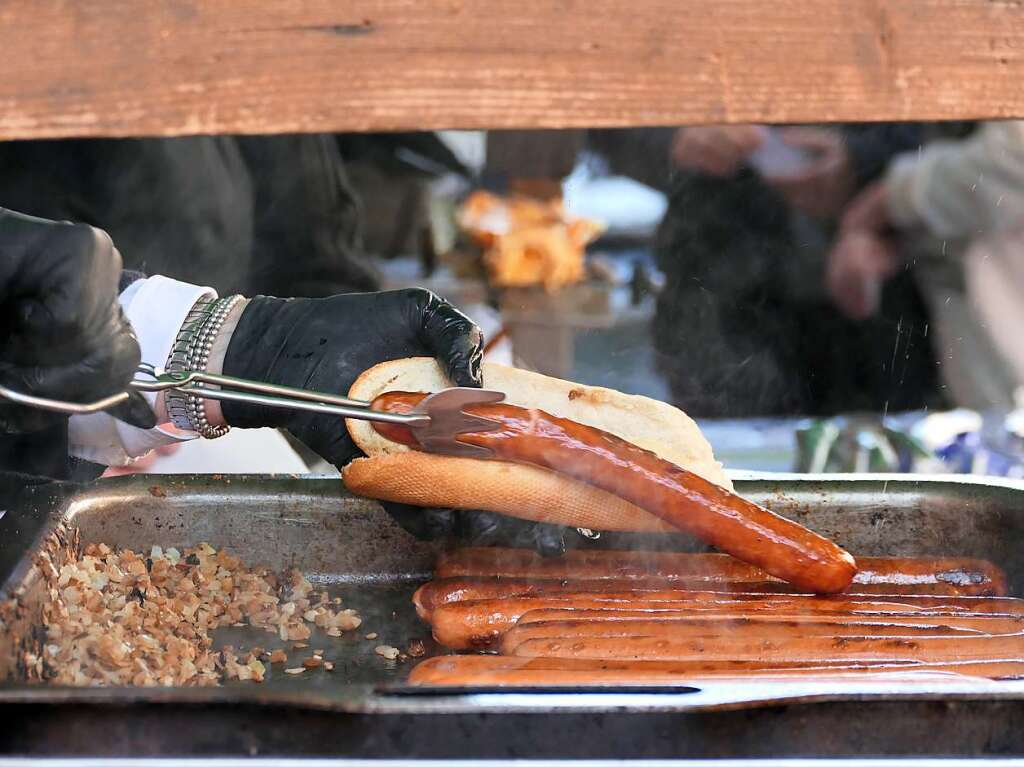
top-left (4, 120), bottom-right (1024, 477)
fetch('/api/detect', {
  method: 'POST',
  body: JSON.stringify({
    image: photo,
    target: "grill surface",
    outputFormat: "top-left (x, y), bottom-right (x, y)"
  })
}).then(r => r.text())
top-left (4, 472), bottom-right (1024, 757)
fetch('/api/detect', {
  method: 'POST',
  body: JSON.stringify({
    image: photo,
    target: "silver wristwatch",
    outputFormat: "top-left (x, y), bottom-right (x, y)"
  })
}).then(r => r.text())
top-left (164, 294), bottom-right (244, 438)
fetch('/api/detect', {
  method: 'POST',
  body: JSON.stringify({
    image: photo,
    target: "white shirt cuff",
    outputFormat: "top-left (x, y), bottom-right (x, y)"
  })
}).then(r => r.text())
top-left (68, 275), bottom-right (217, 466)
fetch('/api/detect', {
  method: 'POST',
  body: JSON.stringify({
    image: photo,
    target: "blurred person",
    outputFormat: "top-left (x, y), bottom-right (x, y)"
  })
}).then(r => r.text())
top-left (830, 121), bottom-right (1024, 409)
top-left (0, 133), bottom-right (463, 300)
top-left (647, 123), bottom-right (941, 418)
top-left (966, 224), bottom-right (1024, 400)
top-left (483, 130), bottom-right (586, 197)
top-left (0, 134), bottom-right (377, 297)
top-left (236, 134), bottom-right (381, 296)
top-left (470, 126), bottom-right (940, 416)
top-left (338, 132), bottom-right (470, 261)
top-left (0, 136), bottom-right (256, 294)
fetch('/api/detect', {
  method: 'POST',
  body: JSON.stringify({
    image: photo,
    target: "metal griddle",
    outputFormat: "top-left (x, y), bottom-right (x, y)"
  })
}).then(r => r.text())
top-left (5, 473), bottom-right (1024, 758)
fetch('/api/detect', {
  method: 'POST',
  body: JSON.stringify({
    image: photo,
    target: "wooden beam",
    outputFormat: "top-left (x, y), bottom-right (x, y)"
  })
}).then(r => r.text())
top-left (1, 0), bottom-right (1022, 139)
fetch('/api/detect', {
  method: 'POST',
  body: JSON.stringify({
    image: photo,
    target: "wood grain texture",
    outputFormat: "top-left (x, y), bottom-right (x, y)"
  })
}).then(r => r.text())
top-left (1, 0), bottom-right (1023, 139)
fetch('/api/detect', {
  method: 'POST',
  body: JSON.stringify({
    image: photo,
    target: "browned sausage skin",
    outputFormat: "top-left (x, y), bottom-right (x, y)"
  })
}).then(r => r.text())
top-left (372, 393), bottom-right (856, 594)
top-left (508, 632), bottom-right (1024, 663)
top-left (428, 593), bottom-right (1024, 649)
top-left (413, 577), bottom-right (817, 618)
top-left (517, 604), bottom-right (1024, 625)
top-left (432, 550), bottom-right (1006, 597)
top-left (414, 574), bottom-right (1005, 621)
top-left (413, 577), bottom-right (814, 620)
top-left (499, 614), bottom-right (1024, 654)
top-left (408, 655), bottom-right (1024, 686)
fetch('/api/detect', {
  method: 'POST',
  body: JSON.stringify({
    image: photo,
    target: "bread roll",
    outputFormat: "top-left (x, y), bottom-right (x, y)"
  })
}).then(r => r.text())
top-left (342, 358), bottom-right (730, 532)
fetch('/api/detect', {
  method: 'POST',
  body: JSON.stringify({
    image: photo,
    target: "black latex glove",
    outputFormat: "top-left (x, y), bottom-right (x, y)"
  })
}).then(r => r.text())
top-left (221, 288), bottom-right (567, 556)
top-left (386, 504), bottom-right (568, 557)
top-left (0, 208), bottom-right (154, 433)
top-left (221, 288), bottom-right (484, 467)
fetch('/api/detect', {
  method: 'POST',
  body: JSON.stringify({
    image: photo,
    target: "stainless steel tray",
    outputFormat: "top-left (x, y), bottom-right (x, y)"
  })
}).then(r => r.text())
top-left (4, 472), bottom-right (1024, 758)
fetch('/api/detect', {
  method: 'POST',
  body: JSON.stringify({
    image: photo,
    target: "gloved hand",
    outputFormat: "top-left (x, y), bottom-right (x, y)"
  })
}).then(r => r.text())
top-left (220, 287), bottom-right (567, 556)
top-left (0, 208), bottom-right (153, 433)
top-left (386, 503), bottom-right (568, 557)
top-left (220, 288), bottom-right (484, 467)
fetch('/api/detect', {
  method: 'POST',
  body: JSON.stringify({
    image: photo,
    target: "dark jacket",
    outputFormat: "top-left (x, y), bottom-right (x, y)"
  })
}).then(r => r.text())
top-left (0, 134), bottom-right (381, 298)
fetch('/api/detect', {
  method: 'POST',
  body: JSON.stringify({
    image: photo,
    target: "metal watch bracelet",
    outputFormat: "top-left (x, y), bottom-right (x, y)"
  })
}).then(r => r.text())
top-left (164, 296), bottom-right (215, 432)
top-left (164, 294), bottom-right (244, 438)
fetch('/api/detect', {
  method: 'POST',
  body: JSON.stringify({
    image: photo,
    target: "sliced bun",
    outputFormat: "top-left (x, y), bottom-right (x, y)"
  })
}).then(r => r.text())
top-left (343, 358), bottom-right (730, 532)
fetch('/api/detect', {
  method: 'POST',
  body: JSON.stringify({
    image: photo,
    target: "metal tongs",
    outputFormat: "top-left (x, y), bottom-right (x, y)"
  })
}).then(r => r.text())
top-left (0, 363), bottom-right (504, 458)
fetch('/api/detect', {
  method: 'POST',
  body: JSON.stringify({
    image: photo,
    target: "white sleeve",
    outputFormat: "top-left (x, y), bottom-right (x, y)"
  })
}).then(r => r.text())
top-left (885, 121), bottom-right (1024, 241)
top-left (68, 275), bottom-right (216, 466)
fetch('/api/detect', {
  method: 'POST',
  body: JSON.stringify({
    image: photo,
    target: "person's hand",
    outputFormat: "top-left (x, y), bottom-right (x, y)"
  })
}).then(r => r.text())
top-left (386, 503), bottom-right (568, 557)
top-left (219, 288), bottom-right (484, 468)
top-left (764, 128), bottom-right (856, 218)
top-left (669, 125), bottom-right (765, 177)
top-left (839, 180), bottom-right (892, 234)
top-left (219, 288), bottom-right (570, 555)
top-left (824, 181), bottom-right (899, 319)
top-left (0, 208), bottom-right (153, 434)
top-left (219, 288), bottom-right (573, 555)
top-left (826, 229), bottom-right (899, 320)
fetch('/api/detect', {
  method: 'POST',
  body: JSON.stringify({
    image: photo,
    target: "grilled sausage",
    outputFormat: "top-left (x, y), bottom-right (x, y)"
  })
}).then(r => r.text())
top-left (508, 631), bottom-right (1024, 663)
top-left (432, 549), bottom-right (1007, 597)
top-left (499, 614), bottom-right (1024, 654)
top-left (414, 569), bottom-right (1008, 620)
top-left (408, 655), bottom-right (1024, 686)
top-left (427, 593), bottom-right (1024, 649)
top-left (427, 595), bottom-right (771, 649)
top-left (373, 393), bottom-right (856, 593)
top-left (516, 603), bottom-right (1024, 625)
top-left (429, 597), bottom-right (608, 649)
top-left (413, 577), bottom-right (801, 618)
top-left (436, 549), bottom-right (775, 581)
